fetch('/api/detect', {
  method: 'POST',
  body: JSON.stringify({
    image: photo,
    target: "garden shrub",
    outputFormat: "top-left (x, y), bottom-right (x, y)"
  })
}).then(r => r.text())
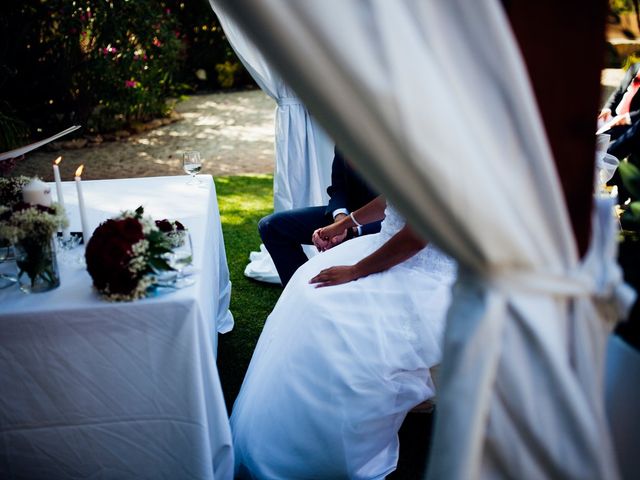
top-left (0, 0), bottom-right (252, 150)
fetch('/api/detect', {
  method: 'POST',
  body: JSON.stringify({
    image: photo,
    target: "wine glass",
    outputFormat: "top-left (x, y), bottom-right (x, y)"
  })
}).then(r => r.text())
top-left (596, 153), bottom-right (619, 193)
top-left (154, 232), bottom-right (195, 289)
top-left (182, 150), bottom-right (202, 185)
top-left (169, 232), bottom-right (195, 288)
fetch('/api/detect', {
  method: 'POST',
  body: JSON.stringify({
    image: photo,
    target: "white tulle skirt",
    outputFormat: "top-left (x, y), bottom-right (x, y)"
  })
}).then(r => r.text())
top-left (231, 233), bottom-right (455, 479)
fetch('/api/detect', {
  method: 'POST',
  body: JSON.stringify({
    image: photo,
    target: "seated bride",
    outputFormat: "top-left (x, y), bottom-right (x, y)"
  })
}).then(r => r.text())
top-left (231, 195), bottom-right (457, 479)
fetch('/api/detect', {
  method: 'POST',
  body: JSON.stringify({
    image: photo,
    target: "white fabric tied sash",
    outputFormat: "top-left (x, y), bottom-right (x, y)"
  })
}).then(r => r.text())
top-left (276, 97), bottom-right (302, 107)
top-left (478, 196), bottom-right (635, 322)
top-left (483, 268), bottom-right (593, 298)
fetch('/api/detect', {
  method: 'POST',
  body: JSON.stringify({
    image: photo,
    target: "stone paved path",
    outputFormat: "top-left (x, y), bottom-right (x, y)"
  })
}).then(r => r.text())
top-left (11, 89), bottom-right (276, 181)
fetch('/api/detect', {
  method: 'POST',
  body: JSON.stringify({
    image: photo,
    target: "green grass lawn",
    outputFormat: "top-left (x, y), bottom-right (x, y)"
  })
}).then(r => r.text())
top-left (214, 174), bottom-right (282, 411)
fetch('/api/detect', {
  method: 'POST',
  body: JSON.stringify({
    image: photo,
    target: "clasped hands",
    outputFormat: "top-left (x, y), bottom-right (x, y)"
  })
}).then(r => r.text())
top-left (312, 213), bottom-right (350, 252)
top-left (309, 213), bottom-right (358, 288)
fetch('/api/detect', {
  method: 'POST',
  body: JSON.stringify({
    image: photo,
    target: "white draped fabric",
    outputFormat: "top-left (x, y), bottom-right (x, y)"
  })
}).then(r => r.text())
top-left (216, 0), bottom-right (632, 478)
top-left (209, 0), bottom-right (334, 284)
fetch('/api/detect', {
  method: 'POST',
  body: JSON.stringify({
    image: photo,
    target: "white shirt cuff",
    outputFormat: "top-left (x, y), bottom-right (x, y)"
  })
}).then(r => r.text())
top-left (332, 208), bottom-right (349, 219)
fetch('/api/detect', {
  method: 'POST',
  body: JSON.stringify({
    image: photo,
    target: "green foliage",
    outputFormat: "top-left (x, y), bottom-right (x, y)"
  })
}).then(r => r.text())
top-left (214, 175), bottom-right (281, 410)
top-left (611, 0), bottom-right (637, 14)
top-left (0, 0), bottom-right (253, 144)
top-left (215, 60), bottom-right (241, 88)
top-left (0, 1), bottom-right (185, 135)
top-left (168, 0), bottom-right (254, 91)
top-left (0, 102), bottom-right (29, 151)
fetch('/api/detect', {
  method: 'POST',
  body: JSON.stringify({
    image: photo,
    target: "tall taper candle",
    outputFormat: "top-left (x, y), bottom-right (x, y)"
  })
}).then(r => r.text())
top-left (74, 165), bottom-right (90, 244)
top-left (53, 156), bottom-right (71, 241)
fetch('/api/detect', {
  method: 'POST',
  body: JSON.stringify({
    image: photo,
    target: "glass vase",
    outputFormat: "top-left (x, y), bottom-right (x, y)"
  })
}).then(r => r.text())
top-left (0, 240), bottom-right (16, 289)
top-left (14, 236), bottom-right (61, 293)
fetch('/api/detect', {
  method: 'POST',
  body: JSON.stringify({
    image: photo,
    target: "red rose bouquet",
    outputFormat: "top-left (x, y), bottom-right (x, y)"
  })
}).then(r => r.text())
top-left (85, 206), bottom-right (173, 301)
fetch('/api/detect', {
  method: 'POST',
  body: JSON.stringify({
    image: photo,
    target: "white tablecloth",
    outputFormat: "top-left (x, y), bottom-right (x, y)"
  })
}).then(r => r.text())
top-left (0, 176), bottom-right (234, 479)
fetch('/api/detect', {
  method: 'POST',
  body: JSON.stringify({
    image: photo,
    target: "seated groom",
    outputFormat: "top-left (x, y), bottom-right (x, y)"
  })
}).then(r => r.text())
top-left (259, 148), bottom-right (380, 286)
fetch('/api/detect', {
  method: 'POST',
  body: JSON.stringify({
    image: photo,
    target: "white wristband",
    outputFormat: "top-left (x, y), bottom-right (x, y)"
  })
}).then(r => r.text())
top-left (350, 212), bottom-right (362, 227)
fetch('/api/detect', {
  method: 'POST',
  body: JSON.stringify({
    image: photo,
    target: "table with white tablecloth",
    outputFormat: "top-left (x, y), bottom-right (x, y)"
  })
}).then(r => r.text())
top-left (0, 175), bottom-right (234, 479)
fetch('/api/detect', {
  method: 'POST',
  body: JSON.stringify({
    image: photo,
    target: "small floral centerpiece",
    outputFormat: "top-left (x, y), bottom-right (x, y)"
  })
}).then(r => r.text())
top-left (155, 218), bottom-right (187, 248)
top-left (0, 201), bottom-right (68, 292)
top-left (85, 206), bottom-right (174, 301)
top-left (0, 176), bottom-right (32, 207)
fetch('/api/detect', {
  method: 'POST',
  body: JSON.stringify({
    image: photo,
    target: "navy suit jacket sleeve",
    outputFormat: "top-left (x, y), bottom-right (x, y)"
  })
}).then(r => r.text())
top-left (361, 221), bottom-right (382, 235)
top-left (325, 150), bottom-right (348, 216)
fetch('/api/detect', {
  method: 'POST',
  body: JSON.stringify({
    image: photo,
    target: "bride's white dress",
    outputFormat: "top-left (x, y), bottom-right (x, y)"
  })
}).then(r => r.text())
top-left (231, 205), bottom-right (456, 479)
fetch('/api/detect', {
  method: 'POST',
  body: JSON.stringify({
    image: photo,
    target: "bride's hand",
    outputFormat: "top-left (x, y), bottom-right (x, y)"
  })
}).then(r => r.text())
top-left (309, 265), bottom-right (358, 287)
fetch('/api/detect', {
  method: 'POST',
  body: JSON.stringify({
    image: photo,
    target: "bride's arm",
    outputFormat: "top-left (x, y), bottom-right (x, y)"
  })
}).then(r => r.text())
top-left (309, 224), bottom-right (426, 287)
top-left (312, 196), bottom-right (386, 251)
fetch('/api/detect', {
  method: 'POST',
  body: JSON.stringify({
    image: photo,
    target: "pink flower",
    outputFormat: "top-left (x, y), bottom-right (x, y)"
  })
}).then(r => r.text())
top-left (152, 37), bottom-right (162, 48)
top-left (124, 80), bottom-right (138, 88)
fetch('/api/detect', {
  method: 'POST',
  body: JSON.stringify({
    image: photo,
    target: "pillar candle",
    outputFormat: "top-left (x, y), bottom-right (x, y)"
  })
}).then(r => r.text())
top-left (22, 179), bottom-right (52, 207)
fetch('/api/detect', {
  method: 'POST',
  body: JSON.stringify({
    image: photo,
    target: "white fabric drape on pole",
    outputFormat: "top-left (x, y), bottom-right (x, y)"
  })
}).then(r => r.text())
top-left (217, 0), bottom-right (632, 478)
top-left (209, 1), bottom-right (334, 283)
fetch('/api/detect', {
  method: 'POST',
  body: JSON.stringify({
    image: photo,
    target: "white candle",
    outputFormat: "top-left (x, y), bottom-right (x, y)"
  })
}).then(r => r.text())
top-left (22, 179), bottom-right (52, 206)
top-left (74, 165), bottom-right (90, 244)
top-left (52, 157), bottom-right (71, 241)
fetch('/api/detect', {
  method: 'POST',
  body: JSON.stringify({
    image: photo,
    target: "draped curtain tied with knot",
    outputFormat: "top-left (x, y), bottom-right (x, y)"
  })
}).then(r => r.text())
top-left (215, 0), bottom-right (635, 478)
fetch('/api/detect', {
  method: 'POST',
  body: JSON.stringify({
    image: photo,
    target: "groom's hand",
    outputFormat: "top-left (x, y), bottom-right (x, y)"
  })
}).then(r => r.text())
top-left (312, 228), bottom-right (332, 251)
top-left (312, 214), bottom-right (349, 252)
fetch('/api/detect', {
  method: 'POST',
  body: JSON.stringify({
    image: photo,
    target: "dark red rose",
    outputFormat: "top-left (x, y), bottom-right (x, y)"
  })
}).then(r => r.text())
top-left (155, 219), bottom-right (172, 232)
top-left (174, 220), bottom-right (185, 231)
top-left (85, 217), bottom-right (145, 296)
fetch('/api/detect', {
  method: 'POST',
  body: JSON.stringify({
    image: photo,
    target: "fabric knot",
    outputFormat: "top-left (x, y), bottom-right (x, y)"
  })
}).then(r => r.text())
top-left (485, 267), bottom-right (594, 298)
top-left (276, 97), bottom-right (301, 107)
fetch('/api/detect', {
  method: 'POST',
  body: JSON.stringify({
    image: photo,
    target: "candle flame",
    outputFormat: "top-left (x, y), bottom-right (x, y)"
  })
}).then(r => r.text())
top-left (54, 156), bottom-right (62, 165)
top-left (75, 165), bottom-right (84, 177)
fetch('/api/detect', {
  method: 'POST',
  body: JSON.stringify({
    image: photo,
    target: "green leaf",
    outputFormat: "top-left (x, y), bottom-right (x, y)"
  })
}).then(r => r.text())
top-left (148, 256), bottom-right (173, 272)
top-left (621, 201), bottom-right (640, 230)
top-left (618, 161), bottom-right (640, 200)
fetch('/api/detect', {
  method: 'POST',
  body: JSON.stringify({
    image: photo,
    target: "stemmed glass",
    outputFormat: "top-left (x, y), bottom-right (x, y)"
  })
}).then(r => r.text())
top-left (183, 150), bottom-right (203, 185)
top-left (596, 153), bottom-right (620, 194)
top-left (167, 233), bottom-right (195, 288)
top-left (154, 232), bottom-right (195, 289)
